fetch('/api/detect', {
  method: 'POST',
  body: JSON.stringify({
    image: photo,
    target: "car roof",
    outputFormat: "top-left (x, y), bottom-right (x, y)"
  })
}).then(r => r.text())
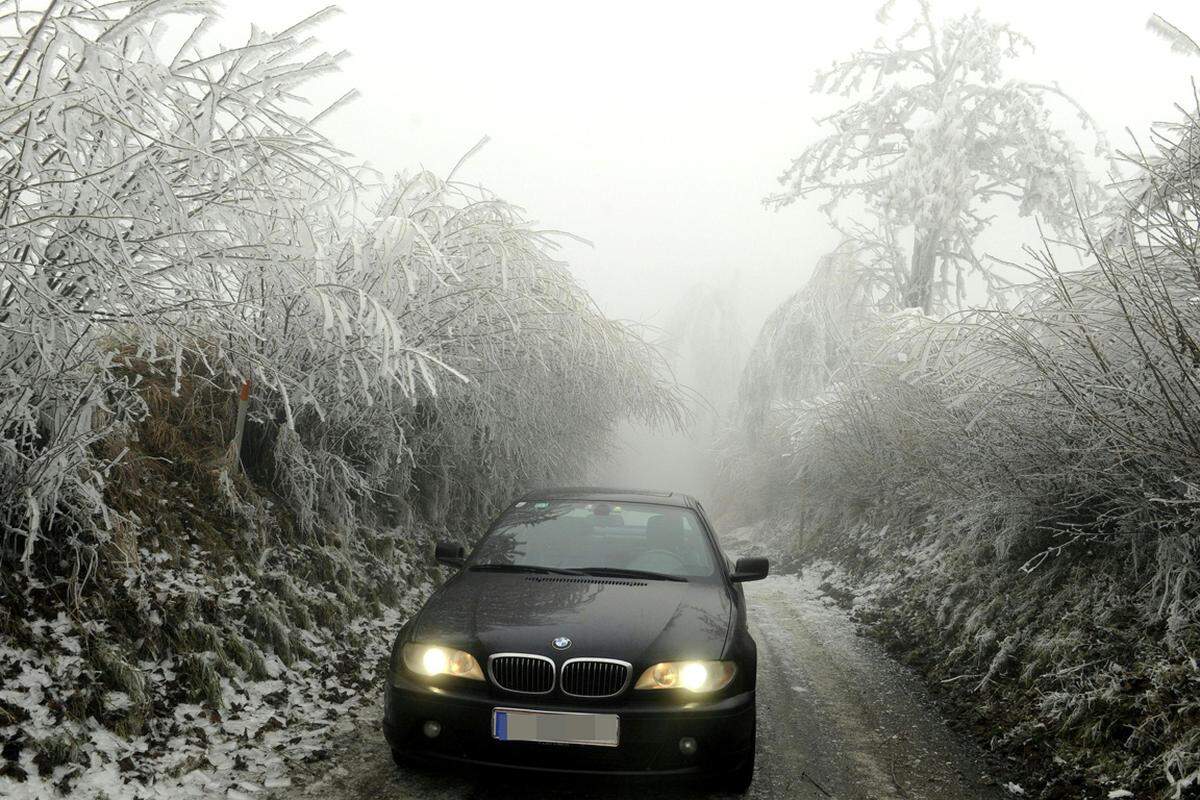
top-left (518, 486), bottom-right (699, 510)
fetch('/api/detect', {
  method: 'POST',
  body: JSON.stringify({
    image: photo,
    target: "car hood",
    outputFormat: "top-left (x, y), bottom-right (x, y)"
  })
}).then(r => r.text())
top-left (411, 572), bottom-right (733, 664)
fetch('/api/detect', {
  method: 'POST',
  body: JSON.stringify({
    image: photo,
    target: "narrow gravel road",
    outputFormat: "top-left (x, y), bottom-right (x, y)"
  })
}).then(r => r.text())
top-left (270, 541), bottom-right (1005, 800)
top-left (745, 572), bottom-right (1003, 799)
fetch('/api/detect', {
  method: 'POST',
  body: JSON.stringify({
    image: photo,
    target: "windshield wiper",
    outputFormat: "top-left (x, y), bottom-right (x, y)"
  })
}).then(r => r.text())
top-left (469, 563), bottom-right (588, 576)
top-left (575, 567), bottom-right (688, 582)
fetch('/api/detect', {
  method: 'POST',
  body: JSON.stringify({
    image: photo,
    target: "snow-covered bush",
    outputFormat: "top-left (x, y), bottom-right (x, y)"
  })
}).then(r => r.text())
top-left (731, 100), bottom-right (1200, 797)
top-left (238, 167), bottom-right (682, 541)
top-left (0, 1), bottom-right (359, 576)
top-left (0, 1), bottom-right (678, 578)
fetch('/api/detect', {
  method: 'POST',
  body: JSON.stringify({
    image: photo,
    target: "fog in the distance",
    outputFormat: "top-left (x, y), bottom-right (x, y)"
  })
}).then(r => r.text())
top-left (220, 0), bottom-right (1200, 497)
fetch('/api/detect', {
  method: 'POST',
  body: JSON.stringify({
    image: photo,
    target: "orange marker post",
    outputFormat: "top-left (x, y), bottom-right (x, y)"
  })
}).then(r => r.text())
top-left (231, 378), bottom-right (251, 473)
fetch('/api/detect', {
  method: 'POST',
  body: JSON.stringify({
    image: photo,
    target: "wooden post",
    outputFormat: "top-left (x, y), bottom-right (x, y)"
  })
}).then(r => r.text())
top-left (231, 378), bottom-right (251, 474)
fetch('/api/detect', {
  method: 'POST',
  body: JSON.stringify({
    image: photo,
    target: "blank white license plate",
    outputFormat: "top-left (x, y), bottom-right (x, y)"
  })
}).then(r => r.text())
top-left (492, 707), bottom-right (620, 747)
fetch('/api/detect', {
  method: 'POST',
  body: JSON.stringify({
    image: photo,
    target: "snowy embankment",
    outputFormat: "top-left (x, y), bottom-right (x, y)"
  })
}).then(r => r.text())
top-left (737, 512), bottom-right (1197, 800)
top-left (1, 547), bottom-right (432, 799)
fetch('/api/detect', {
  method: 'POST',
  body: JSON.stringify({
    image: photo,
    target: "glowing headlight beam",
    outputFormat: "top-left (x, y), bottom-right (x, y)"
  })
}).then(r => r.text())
top-left (634, 660), bottom-right (737, 692)
top-left (680, 662), bottom-right (708, 691)
top-left (422, 646), bottom-right (449, 675)
top-left (399, 643), bottom-right (486, 682)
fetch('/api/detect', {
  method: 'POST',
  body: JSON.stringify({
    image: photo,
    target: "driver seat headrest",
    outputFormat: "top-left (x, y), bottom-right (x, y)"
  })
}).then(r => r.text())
top-left (646, 513), bottom-right (685, 547)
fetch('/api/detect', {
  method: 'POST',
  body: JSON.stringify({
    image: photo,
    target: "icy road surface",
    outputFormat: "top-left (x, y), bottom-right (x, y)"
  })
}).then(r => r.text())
top-left (270, 564), bottom-right (1004, 799)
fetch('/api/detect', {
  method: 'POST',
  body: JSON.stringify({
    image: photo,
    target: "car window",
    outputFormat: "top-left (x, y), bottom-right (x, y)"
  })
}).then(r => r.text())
top-left (469, 500), bottom-right (717, 578)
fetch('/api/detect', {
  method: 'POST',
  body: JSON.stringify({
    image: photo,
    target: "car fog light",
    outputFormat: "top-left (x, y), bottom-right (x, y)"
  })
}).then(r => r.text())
top-left (679, 736), bottom-right (698, 756)
top-left (423, 720), bottom-right (442, 739)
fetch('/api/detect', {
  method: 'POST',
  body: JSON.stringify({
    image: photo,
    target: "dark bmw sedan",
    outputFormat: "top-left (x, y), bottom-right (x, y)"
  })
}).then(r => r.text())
top-left (383, 487), bottom-right (769, 792)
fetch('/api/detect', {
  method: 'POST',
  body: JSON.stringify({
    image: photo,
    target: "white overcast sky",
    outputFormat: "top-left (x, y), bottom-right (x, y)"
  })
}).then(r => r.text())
top-left (217, 0), bottom-right (1200, 334)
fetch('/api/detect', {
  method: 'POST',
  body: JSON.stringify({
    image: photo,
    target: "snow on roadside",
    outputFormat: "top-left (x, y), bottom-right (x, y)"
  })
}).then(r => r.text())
top-left (1, 570), bottom-right (430, 800)
top-left (723, 521), bottom-right (886, 612)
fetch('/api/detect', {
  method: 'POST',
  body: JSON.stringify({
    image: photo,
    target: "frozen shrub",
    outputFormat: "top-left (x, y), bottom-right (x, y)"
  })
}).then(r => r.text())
top-left (730, 95), bottom-right (1200, 798)
top-left (0, 2), bottom-right (679, 587)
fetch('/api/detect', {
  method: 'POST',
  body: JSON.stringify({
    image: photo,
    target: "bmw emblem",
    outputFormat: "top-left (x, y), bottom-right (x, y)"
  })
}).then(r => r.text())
top-left (552, 636), bottom-right (572, 650)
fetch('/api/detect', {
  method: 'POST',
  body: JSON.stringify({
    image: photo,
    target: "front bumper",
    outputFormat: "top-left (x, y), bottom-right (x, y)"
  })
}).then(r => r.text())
top-left (383, 672), bottom-right (755, 777)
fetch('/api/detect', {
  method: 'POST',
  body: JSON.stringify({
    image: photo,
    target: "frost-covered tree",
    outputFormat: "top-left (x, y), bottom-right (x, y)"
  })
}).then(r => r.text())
top-left (0, 1), bottom-right (359, 571)
top-left (768, 0), bottom-right (1109, 313)
top-left (1146, 14), bottom-right (1200, 58)
top-left (0, 1), bottom-right (682, 578)
top-left (660, 279), bottom-right (747, 414)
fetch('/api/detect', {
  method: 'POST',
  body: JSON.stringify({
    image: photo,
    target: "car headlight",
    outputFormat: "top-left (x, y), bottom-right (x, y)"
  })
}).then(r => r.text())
top-left (400, 643), bottom-right (485, 681)
top-left (634, 660), bottom-right (737, 692)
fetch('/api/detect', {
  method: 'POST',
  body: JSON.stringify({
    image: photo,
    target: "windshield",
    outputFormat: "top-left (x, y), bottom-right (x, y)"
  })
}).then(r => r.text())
top-left (468, 500), bottom-right (718, 579)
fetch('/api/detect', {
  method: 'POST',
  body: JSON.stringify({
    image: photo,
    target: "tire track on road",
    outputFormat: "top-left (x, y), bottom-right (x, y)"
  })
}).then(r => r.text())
top-left (744, 572), bottom-right (1004, 800)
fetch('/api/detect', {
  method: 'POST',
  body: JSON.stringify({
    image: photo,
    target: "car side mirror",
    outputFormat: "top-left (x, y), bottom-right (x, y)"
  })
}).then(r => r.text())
top-left (730, 556), bottom-right (769, 582)
top-left (435, 541), bottom-right (466, 568)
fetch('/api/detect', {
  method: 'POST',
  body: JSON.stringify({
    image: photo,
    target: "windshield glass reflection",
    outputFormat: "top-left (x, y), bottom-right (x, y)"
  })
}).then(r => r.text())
top-left (469, 500), bottom-right (717, 578)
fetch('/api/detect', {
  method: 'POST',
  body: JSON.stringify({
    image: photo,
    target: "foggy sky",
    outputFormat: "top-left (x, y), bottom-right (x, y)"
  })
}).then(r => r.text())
top-left (204, 1), bottom-right (1200, 500)
top-left (217, 0), bottom-right (1200, 334)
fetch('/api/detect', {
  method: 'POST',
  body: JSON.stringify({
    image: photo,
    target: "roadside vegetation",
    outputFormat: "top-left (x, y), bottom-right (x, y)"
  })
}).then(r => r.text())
top-left (0, 3), bottom-right (680, 796)
top-left (724, 3), bottom-right (1200, 797)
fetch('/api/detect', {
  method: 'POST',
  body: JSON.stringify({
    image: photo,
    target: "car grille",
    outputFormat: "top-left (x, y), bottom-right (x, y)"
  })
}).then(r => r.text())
top-left (488, 654), bottom-right (554, 694)
top-left (560, 658), bottom-right (631, 698)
